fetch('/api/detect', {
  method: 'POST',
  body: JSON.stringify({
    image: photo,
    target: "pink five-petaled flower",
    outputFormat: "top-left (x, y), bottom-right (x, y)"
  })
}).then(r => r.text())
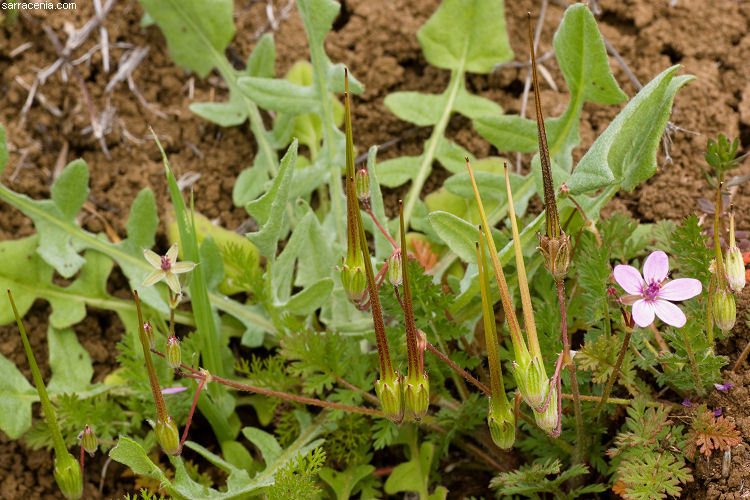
top-left (613, 250), bottom-right (702, 328)
top-left (143, 243), bottom-right (196, 294)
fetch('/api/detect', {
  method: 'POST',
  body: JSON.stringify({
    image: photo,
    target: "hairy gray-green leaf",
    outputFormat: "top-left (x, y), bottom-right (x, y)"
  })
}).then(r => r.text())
top-left (384, 92), bottom-right (446, 126)
top-left (417, 0), bottom-right (513, 73)
top-left (0, 353), bottom-right (35, 439)
top-left (429, 211), bottom-right (477, 264)
top-left (475, 4), bottom-right (626, 173)
top-left (377, 156), bottom-right (422, 187)
top-left (566, 66), bottom-right (693, 194)
top-left (237, 77), bottom-right (320, 115)
top-left (246, 141), bottom-right (298, 258)
top-left (137, 0), bottom-right (234, 78)
top-left (247, 33), bottom-right (275, 79)
top-left (47, 326), bottom-right (93, 394)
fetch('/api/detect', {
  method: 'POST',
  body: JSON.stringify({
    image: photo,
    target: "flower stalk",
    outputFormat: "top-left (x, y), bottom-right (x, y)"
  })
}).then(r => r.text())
top-left (8, 290), bottom-right (82, 499)
top-left (399, 201), bottom-right (430, 420)
top-left (134, 290), bottom-right (180, 455)
top-left (344, 70), bottom-right (402, 422)
top-left (477, 233), bottom-right (515, 449)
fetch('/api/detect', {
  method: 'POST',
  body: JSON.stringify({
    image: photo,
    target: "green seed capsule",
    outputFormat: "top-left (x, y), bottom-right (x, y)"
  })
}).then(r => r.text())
top-left (341, 264), bottom-right (367, 304)
top-left (533, 385), bottom-right (559, 435)
top-left (726, 246), bottom-right (745, 293)
top-left (166, 336), bottom-right (181, 369)
top-left (143, 321), bottom-right (155, 349)
top-left (713, 288), bottom-right (736, 333)
top-left (53, 454), bottom-right (82, 500)
top-left (78, 424), bottom-right (97, 456)
top-left (512, 356), bottom-right (548, 409)
top-left (355, 168), bottom-right (370, 202)
top-left (155, 416), bottom-right (180, 455)
top-left (388, 252), bottom-right (402, 286)
top-left (404, 372), bottom-right (429, 421)
top-left (537, 233), bottom-right (571, 280)
top-left (375, 373), bottom-right (404, 424)
top-left (487, 398), bottom-right (515, 450)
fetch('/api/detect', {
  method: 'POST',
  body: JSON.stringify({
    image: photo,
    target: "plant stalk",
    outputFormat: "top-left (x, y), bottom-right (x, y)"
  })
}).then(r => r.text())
top-left (593, 328), bottom-right (632, 417)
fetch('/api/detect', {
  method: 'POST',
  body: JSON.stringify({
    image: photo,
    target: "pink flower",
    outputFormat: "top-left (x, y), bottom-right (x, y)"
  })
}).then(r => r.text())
top-left (613, 251), bottom-right (702, 328)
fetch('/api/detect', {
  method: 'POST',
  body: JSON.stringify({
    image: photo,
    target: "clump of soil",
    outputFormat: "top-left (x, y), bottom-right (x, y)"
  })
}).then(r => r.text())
top-left (1, 0), bottom-right (749, 497)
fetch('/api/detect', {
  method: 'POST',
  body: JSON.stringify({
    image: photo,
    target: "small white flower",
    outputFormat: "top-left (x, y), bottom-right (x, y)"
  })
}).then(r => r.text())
top-left (143, 243), bottom-right (196, 294)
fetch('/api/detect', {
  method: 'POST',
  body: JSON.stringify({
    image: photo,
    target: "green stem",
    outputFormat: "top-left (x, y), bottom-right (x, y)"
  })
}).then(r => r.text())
top-left (402, 64), bottom-right (465, 227)
top-left (682, 326), bottom-right (704, 395)
top-left (7, 290), bottom-right (70, 462)
top-left (594, 328), bottom-right (632, 417)
top-left (556, 279), bottom-right (584, 467)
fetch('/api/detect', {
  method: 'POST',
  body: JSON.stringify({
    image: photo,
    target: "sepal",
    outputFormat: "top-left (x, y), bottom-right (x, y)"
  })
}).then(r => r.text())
top-left (487, 397), bottom-right (515, 450)
top-left (53, 454), bottom-right (82, 500)
top-left (726, 246), bottom-right (745, 293)
top-left (537, 232), bottom-right (571, 280)
top-left (375, 373), bottom-right (404, 424)
top-left (154, 416), bottom-right (180, 455)
top-left (713, 288), bottom-right (736, 333)
top-left (404, 372), bottom-right (429, 420)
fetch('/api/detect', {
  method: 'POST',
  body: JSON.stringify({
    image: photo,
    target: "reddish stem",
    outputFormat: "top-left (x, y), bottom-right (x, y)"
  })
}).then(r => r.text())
top-left (178, 375), bottom-right (206, 455)
top-left (425, 342), bottom-right (490, 396)
top-left (365, 205), bottom-right (398, 249)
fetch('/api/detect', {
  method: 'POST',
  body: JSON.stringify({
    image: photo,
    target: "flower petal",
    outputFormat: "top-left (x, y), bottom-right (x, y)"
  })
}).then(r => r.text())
top-left (143, 269), bottom-right (165, 286)
top-left (658, 278), bottom-right (702, 301)
top-left (143, 249), bottom-right (162, 269)
top-left (632, 299), bottom-right (655, 328)
top-left (166, 243), bottom-right (179, 263)
top-left (653, 299), bottom-right (686, 328)
top-left (643, 250), bottom-right (669, 283)
top-left (171, 261), bottom-right (196, 274)
top-left (613, 265), bottom-right (644, 295)
top-left (165, 272), bottom-right (182, 294)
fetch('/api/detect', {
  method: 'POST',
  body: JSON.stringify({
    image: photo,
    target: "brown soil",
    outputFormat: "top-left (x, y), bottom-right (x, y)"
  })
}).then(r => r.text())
top-left (1, 0), bottom-right (749, 498)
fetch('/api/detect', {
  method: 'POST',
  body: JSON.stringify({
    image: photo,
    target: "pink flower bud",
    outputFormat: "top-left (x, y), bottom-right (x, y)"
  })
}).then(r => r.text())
top-left (355, 168), bottom-right (370, 202)
top-left (166, 336), bottom-right (181, 369)
top-left (78, 424), bottom-right (97, 456)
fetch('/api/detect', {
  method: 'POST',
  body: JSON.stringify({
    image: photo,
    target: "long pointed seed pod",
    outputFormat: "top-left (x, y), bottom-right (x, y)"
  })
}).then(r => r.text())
top-left (465, 158), bottom-right (530, 366)
top-left (477, 235), bottom-right (514, 449)
top-left (399, 201), bottom-right (429, 420)
top-left (345, 71), bottom-right (402, 423)
top-left (134, 291), bottom-right (180, 455)
top-left (8, 290), bottom-right (82, 499)
top-left (340, 72), bottom-right (368, 304)
top-left (529, 14), bottom-right (570, 280)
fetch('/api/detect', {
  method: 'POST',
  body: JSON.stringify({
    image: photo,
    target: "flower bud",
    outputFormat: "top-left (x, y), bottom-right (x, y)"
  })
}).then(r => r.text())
top-left (355, 168), bottom-right (370, 202)
top-left (53, 454), bottom-right (82, 500)
top-left (536, 233), bottom-right (571, 280)
top-left (404, 372), bottom-right (429, 420)
top-left (166, 336), bottom-right (181, 369)
top-left (78, 424), bottom-right (97, 456)
top-left (487, 398), bottom-right (515, 450)
top-left (341, 264), bottom-right (367, 304)
top-left (533, 385), bottom-right (559, 435)
top-left (375, 373), bottom-right (404, 424)
top-left (726, 245), bottom-right (745, 293)
top-left (713, 288), bottom-right (736, 333)
top-left (143, 321), bottom-right (155, 349)
top-left (387, 251), bottom-right (402, 286)
top-left (512, 356), bottom-right (548, 408)
top-left (154, 416), bottom-right (180, 455)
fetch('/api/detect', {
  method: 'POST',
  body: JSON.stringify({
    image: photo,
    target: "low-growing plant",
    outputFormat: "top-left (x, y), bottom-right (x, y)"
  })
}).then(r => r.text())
top-left (1, 0), bottom-right (747, 498)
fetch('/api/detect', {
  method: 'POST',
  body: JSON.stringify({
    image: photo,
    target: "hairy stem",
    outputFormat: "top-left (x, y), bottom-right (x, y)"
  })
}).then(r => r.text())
top-left (594, 328), bottom-right (632, 417)
top-left (425, 342), bottom-right (490, 396)
top-left (556, 279), bottom-right (585, 464)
